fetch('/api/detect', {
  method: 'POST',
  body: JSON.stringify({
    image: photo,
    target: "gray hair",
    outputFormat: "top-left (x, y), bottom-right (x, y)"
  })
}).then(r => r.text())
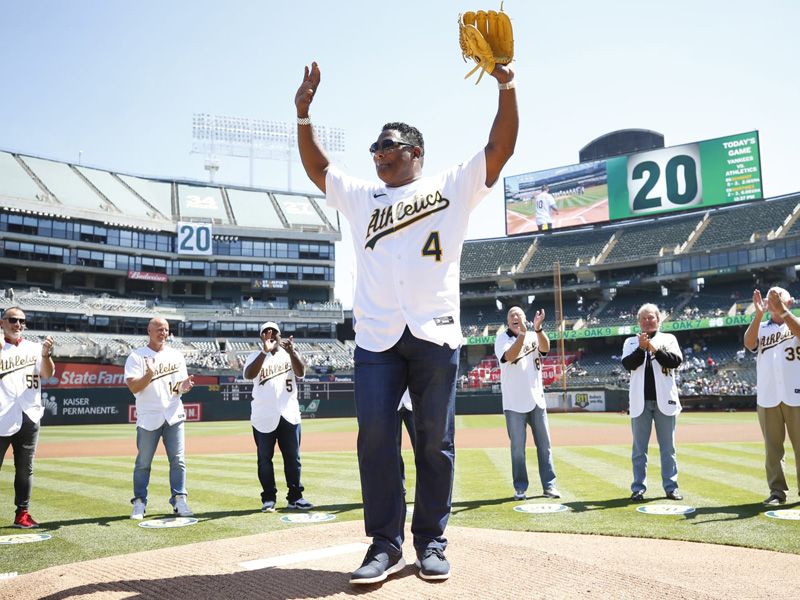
top-left (637, 303), bottom-right (662, 322)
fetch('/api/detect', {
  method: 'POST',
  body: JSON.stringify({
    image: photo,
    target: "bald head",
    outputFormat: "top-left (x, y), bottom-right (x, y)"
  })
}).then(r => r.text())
top-left (147, 318), bottom-right (170, 351)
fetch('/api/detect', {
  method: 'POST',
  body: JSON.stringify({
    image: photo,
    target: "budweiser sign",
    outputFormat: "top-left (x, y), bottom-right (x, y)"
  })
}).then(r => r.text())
top-left (128, 270), bottom-right (168, 282)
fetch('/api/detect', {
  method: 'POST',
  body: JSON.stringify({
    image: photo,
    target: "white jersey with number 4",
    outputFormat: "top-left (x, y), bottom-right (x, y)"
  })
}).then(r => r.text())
top-left (752, 320), bottom-right (800, 408)
top-left (124, 346), bottom-right (189, 431)
top-left (326, 150), bottom-right (493, 352)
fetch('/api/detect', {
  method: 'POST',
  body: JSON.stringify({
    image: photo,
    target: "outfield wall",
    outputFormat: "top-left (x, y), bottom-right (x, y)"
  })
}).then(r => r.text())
top-left (38, 384), bottom-right (754, 426)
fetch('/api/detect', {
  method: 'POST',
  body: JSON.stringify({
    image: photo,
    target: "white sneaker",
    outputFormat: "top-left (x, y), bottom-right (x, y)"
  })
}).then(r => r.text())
top-left (287, 498), bottom-right (313, 510)
top-left (543, 487), bottom-right (562, 499)
top-left (130, 499), bottom-right (146, 520)
top-left (262, 500), bottom-right (276, 513)
top-left (513, 491), bottom-right (526, 501)
top-left (173, 494), bottom-right (194, 517)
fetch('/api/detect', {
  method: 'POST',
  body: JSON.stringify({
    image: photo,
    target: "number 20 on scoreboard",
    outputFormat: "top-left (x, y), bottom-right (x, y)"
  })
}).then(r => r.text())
top-left (177, 222), bottom-right (213, 256)
top-left (626, 143), bottom-right (703, 215)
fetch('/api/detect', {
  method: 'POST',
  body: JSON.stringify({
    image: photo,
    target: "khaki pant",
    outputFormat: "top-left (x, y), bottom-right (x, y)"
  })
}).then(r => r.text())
top-left (757, 403), bottom-right (800, 501)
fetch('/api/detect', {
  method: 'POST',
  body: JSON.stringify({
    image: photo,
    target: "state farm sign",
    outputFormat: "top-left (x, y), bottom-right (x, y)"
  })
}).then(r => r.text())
top-left (50, 363), bottom-right (128, 388)
top-left (128, 270), bottom-right (168, 282)
top-left (47, 363), bottom-right (219, 389)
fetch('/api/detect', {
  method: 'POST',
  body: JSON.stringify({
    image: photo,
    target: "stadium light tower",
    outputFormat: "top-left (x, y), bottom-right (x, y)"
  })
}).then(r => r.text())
top-left (191, 113), bottom-right (346, 189)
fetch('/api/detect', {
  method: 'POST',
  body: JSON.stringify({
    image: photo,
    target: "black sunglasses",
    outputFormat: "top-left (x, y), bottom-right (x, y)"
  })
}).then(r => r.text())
top-left (4, 317), bottom-right (26, 325)
top-left (369, 139), bottom-right (415, 156)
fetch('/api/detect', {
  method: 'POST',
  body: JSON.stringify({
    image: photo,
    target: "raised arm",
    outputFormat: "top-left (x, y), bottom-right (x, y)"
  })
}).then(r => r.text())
top-left (295, 62), bottom-right (330, 193)
top-left (769, 288), bottom-right (800, 338)
top-left (484, 63), bottom-right (518, 188)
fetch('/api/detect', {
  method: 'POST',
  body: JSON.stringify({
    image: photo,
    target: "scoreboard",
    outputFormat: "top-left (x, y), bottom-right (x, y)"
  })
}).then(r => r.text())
top-left (219, 376), bottom-right (354, 416)
top-left (504, 130), bottom-right (763, 236)
top-left (297, 378), bottom-right (355, 403)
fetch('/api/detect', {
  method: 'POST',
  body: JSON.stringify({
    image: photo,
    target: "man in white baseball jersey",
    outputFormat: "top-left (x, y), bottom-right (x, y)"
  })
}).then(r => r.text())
top-left (0, 307), bottom-right (54, 528)
top-left (534, 184), bottom-right (559, 231)
top-left (744, 287), bottom-right (800, 506)
top-left (621, 303), bottom-right (683, 502)
top-left (243, 321), bottom-right (312, 512)
top-left (295, 60), bottom-right (517, 584)
top-left (494, 306), bottom-right (560, 501)
top-left (125, 317), bottom-right (194, 520)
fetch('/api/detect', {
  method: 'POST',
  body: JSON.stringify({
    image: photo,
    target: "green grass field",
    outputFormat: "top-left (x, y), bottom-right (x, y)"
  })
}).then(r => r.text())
top-left (508, 184), bottom-right (609, 216)
top-left (1, 413), bottom-right (798, 575)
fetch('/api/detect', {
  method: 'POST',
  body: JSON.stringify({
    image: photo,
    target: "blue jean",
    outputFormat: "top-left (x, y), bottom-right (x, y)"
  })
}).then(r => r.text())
top-left (132, 421), bottom-right (187, 506)
top-left (354, 326), bottom-right (458, 557)
top-left (631, 401), bottom-right (678, 493)
top-left (253, 418), bottom-right (304, 504)
top-left (504, 407), bottom-right (557, 493)
top-left (0, 413), bottom-right (40, 514)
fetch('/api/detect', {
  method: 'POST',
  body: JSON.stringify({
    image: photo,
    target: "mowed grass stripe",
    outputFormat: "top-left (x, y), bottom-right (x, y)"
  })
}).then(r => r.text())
top-left (4, 415), bottom-right (800, 578)
top-left (554, 446), bottom-right (634, 498)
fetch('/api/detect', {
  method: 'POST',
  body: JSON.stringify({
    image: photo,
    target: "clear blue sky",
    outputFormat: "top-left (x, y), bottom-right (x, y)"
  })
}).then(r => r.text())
top-left (2, 2), bottom-right (797, 307)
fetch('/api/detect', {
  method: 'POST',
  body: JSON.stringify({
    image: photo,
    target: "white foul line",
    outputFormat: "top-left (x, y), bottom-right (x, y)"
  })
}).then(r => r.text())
top-left (238, 542), bottom-right (370, 571)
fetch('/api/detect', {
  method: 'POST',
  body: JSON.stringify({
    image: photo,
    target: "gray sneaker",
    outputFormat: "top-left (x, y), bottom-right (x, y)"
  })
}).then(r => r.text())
top-left (350, 545), bottom-right (406, 585)
top-left (130, 499), bottom-right (146, 520)
top-left (543, 487), bottom-right (561, 499)
top-left (261, 500), bottom-right (276, 513)
top-left (415, 547), bottom-right (450, 580)
top-left (173, 494), bottom-right (193, 517)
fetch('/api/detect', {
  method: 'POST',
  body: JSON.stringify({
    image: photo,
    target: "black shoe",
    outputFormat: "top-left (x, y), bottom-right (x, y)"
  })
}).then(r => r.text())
top-left (415, 547), bottom-right (450, 580)
top-left (630, 490), bottom-right (645, 502)
top-left (666, 490), bottom-right (683, 501)
top-left (762, 494), bottom-right (786, 506)
top-left (350, 545), bottom-right (405, 585)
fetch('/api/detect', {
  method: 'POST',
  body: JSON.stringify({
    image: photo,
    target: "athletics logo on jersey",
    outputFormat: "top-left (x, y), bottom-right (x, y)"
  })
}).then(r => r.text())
top-left (0, 354), bottom-right (37, 380)
top-left (258, 361), bottom-right (292, 386)
top-left (364, 191), bottom-right (450, 250)
top-left (150, 362), bottom-right (182, 382)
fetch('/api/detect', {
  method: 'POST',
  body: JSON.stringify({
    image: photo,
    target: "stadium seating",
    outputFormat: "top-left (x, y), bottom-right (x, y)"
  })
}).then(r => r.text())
top-left (603, 216), bottom-right (703, 264)
top-left (523, 228), bottom-right (612, 273)
top-left (461, 238), bottom-right (532, 279)
top-left (690, 196), bottom-right (800, 252)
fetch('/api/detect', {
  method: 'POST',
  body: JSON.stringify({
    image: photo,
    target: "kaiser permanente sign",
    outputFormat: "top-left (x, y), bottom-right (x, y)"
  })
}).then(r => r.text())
top-left (463, 312), bottom-right (777, 345)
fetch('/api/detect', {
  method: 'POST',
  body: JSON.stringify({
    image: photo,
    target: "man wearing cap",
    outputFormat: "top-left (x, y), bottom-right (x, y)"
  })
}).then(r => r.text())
top-left (243, 322), bottom-right (312, 512)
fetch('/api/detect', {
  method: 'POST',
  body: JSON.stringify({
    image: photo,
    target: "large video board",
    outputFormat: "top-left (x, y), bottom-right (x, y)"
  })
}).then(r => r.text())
top-left (504, 131), bottom-right (762, 236)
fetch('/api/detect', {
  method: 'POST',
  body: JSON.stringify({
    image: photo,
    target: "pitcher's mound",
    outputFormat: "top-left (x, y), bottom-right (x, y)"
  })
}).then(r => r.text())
top-left (4, 520), bottom-right (799, 599)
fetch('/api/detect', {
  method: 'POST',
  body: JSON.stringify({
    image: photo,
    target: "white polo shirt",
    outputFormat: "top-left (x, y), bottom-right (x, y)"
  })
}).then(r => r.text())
top-left (124, 345), bottom-right (189, 431)
top-left (494, 330), bottom-right (547, 412)
top-left (326, 150), bottom-right (493, 352)
top-left (751, 320), bottom-right (800, 408)
top-left (0, 339), bottom-right (47, 436)
top-left (243, 348), bottom-right (301, 434)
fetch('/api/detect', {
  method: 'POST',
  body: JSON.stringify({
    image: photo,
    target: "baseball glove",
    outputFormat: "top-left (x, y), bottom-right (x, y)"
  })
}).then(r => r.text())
top-left (458, 5), bottom-right (514, 84)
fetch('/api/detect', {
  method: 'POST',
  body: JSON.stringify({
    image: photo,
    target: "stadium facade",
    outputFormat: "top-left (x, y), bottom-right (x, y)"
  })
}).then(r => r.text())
top-left (0, 148), bottom-right (342, 342)
top-left (3, 141), bottom-right (800, 420)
